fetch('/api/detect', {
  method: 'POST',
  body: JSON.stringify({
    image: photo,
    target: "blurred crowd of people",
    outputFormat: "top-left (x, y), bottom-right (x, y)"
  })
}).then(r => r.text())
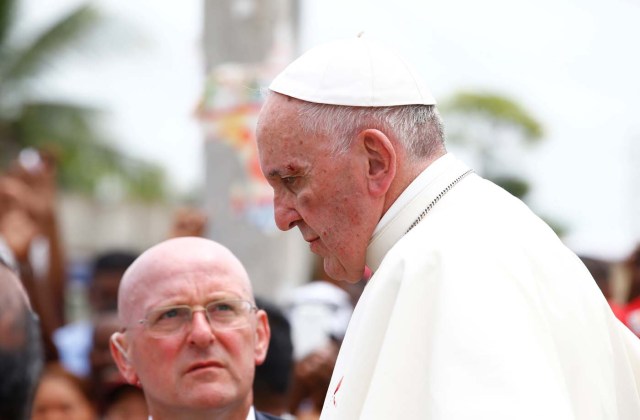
top-left (0, 149), bottom-right (149, 419)
top-left (584, 247), bottom-right (640, 335)
top-left (1, 147), bottom-right (640, 419)
top-left (0, 148), bottom-right (367, 419)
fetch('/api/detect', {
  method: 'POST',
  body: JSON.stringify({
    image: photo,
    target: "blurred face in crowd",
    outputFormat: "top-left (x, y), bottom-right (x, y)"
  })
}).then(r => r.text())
top-left (90, 270), bottom-right (125, 313)
top-left (90, 312), bottom-right (124, 389)
top-left (32, 365), bottom-right (96, 420)
top-left (110, 238), bottom-right (269, 418)
top-left (102, 385), bottom-right (148, 420)
top-left (257, 94), bottom-right (385, 282)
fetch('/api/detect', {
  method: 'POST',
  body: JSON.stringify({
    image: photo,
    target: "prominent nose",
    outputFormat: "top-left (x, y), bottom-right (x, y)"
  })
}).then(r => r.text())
top-left (45, 410), bottom-right (67, 420)
top-left (188, 310), bottom-right (214, 347)
top-left (273, 190), bottom-right (301, 231)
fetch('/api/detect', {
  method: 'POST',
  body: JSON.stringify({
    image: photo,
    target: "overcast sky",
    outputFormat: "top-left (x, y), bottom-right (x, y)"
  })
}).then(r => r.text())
top-left (16, 0), bottom-right (205, 193)
top-left (18, 0), bottom-right (640, 259)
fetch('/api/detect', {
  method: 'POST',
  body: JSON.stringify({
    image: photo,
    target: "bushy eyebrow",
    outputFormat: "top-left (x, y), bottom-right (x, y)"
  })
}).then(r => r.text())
top-left (267, 169), bottom-right (284, 178)
top-left (267, 164), bottom-right (303, 179)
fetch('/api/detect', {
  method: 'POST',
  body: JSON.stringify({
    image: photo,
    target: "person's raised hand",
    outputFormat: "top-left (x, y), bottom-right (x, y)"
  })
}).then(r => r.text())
top-left (9, 149), bottom-right (58, 227)
top-left (168, 207), bottom-right (208, 238)
top-left (0, 174), bottom-right (41, 261)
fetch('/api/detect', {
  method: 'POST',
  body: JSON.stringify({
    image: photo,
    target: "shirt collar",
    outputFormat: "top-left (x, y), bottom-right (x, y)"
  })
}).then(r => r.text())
top-left (148, 405), bottom-right (256, 420)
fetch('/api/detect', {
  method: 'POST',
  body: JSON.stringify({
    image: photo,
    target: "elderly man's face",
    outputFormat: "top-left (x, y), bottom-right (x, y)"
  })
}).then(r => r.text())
top-left (113, 242), bottom-right (269, 414)
top-left (257, 95), bottom-right (377, 282)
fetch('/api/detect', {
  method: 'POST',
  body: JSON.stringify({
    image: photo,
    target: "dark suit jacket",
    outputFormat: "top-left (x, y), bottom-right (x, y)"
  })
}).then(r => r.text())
top-left (255, 410), bottom-right (284, 420)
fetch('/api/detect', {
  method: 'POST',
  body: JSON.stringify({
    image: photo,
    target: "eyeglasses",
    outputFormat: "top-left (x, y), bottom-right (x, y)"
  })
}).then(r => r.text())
top-left (138, 299), bottom-right (258, 337)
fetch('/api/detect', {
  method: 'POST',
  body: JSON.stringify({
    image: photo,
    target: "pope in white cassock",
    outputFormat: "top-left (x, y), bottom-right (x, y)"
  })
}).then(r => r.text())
top-left (256, 37), bottom-right (640, 419)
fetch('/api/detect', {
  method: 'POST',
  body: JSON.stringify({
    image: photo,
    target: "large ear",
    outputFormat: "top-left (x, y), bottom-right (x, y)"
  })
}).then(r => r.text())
top-left (110, 332), bottom-right (139, 385)
top-left (359, 129), bottom-right (396, 197)
top-left (253, 309), bottom-right (271, 365)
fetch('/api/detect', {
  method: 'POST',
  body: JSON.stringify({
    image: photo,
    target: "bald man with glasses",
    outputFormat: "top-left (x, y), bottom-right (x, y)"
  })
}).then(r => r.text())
top-left (110, 237), bottom-right (281, 420)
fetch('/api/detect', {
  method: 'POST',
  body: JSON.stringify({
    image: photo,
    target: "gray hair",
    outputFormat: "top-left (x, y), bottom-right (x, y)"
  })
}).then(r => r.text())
top-left (296, 102), bottom-right (446, 160)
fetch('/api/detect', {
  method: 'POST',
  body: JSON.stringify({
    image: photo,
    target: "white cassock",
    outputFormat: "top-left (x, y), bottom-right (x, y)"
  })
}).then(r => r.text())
top-left (321, 154), bottom-right (640, 420)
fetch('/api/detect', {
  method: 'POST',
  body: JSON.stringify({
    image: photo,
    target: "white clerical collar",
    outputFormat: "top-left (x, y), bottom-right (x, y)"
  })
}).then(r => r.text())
top-left (373, 153), bottom-right (456, 236)
top-left (366, 153), bottom-right (471, 271)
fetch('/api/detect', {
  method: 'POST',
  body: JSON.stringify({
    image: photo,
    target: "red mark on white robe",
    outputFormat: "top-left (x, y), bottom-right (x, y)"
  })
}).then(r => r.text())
top-left (332, 376), bottom-right (344, 407)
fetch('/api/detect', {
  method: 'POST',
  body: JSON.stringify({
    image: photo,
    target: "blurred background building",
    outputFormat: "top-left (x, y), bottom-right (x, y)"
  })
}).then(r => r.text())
top-left (199, 0), bottom-right (311, 299)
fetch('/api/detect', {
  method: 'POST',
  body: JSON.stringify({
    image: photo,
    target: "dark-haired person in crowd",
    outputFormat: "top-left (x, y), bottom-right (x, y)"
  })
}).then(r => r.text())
top-left (110, 237), bottom-right (282, 420)
top-left (53, 250), bottom-right (138, 377)
top-left (89, 311), bottom-right (148, 418)
top-left (0, 257), bottom-right (44, 420)
top-left (101, 383), bottom-right (148, 420)
top-left (256, 37), bottom-right (640, 419)
top-left (31, 362), bottom-right (97, 420)
top-left (253, 298), bottom-right (295, 419)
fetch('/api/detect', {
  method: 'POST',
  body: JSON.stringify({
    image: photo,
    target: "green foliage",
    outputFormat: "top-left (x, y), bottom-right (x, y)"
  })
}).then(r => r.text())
top-left (1, 4), bottom-right (101, 87)
top-left (442, 91), bottom-right (543, 142)
top-left (492, 176), bottom-right (530, 199)
top-left (0, 0), bottom-right (17, 47)
top-left (0, 1), bottom-right (166, 202)
top-left (441, 90), bottom-right (566, 235)
top-left (441, 90), bottom-right (545, 187)
top-left (543, 216), bottom-right (568, 239)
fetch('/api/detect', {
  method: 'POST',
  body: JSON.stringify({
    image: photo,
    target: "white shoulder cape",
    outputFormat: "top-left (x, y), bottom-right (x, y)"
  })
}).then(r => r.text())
top-left (321, 156), bottom-right (640, 419)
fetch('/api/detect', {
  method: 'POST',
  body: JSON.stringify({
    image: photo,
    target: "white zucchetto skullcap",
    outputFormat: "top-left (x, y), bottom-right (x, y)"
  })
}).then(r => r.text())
top-left (269, 37), bottom-right (436, 107)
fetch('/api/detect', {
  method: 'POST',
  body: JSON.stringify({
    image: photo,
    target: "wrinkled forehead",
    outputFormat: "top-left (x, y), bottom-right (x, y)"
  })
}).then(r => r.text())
top-left (119, 240), bottom-right (252, 321)
top-left (257, 94), bottom-right (333, 168)
top-left (257, 93), bottom-right (304, 134)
